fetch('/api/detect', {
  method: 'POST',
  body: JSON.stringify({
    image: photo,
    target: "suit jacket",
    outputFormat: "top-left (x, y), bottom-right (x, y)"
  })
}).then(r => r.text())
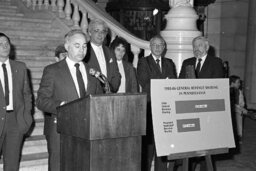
top-left (137, 55), bottom-right (176, 142)
top-left (120, 60), bottom-right (138, 93)
top-left (0, 60), bottom-right (32, 135)
top-left (36, 59), bottom-right (103, 136)
top-left (179, 55), bottom-right (224, 78)
top-left (137, 55), bottom-right (177, 101)
top-left (85, 43), bottom-right (121, 93)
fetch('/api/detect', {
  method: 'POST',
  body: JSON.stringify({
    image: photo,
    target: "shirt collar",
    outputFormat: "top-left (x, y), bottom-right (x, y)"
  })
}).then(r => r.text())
top-left (197, 54), bottom-right (207, 62)
top-left (91, 42), bottom-right (102, 49)
top-left (66, 56), bottom-right (83, 67)
top-left (117, 60), bottom-right (122, 64)
top-left (152, 55), bottom-right (161, 61)
top-left (0, 59), bottom-right (10, 66)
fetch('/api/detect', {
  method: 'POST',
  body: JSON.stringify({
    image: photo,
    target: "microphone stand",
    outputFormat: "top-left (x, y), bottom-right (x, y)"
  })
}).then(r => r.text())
top-left (101, 75), bottom-right (111, 94)
top-left (89, 68), bottom-right (111, 93)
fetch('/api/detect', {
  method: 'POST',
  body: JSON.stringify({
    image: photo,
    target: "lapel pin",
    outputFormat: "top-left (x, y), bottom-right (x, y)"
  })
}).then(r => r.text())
top-left (109, 58), bottom-right (113, 63)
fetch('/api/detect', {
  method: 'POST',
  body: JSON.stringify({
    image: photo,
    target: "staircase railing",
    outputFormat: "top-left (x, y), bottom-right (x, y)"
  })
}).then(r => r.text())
top-left (20, 0), bottom-right (151, 67)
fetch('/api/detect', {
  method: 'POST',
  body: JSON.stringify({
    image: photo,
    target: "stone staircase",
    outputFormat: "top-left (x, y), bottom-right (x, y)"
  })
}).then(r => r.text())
top-left (0, 0), bottom-right (151, 169)
top-left (0, 0), bottom-right (68, 170)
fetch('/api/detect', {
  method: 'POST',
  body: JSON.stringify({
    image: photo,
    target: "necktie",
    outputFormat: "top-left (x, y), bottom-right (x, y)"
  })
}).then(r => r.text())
top-left (195, 58), bottom-right (202, 78)
top-left (2, 64), bottom-right (9, 106)
top-left (74, 63), bottom-right (86, 98)
top-left (156, 59), bottom-right (161, 72)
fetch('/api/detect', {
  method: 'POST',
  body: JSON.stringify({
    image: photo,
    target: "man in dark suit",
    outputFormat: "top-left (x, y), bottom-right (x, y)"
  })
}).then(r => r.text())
top-left (36, 30), bottom-right (103, 171)
top-left (179, 36), bottom-right (224, 78)
top-left (179, 36), bottom-right (224, 171)
top-left (85, 18), bottom-right (121, 93)
top-left (137, 35), bottom-right (177, 171)
top-left (0, 32), bottom-right (32, 170)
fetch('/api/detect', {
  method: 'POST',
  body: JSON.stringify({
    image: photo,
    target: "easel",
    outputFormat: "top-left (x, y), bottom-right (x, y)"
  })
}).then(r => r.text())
top-left (167, 148), bottom-right (228, 171)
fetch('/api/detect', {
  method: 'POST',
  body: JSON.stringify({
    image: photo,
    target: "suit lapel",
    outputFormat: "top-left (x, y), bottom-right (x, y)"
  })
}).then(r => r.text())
top-left (58, 60), bottom-right (79, 98)
top-left (84, 62), bottom-right (93, 95)
top-left (199, 55), bottom-right (210, 75)
top-left (192, 57), bottom-right (197, 66)
top-left (9, 60), bottom-right (17, 107)
top-left (90, 46), bottom-right (102, 72)
top-left (102, 46), bottom-right (112, 78)
top-left (122, 61), bottom-right (129, 91)
top-left (190, 57), bottom-right (197, 72)
top-left (148, 55), bottom-right (162, 75)
top-left (161, 58), bottom-right (167, 77)
top-left (0, 73), bottom-right (5, 105)
top-left (102, 46), bottom-right (109, 65)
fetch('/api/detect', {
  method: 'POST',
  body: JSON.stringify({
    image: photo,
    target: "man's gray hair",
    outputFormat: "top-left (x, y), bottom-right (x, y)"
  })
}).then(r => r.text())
top-left (64, 29), bottom-right (88, 43)
top-left (149, 35), bottom-right (166, 46)
top-left (192, 36), bottom-right (209, 48)
top-left (88, 18), bottom-right (108, 33)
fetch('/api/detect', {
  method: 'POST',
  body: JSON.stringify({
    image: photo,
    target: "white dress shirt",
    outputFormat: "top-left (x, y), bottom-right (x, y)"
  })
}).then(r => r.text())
top-left (66, 57), bottom-right (88, 98)
top-left (0, 59), bottom-right (13, 110)
top-left (117, 60), bottom-right (126, 93)
top-left (152, 55), bottom-right (162, 70)
top-left (195, 55), bottom-right (207, 71)
top-left (91, 43), bottom-right (107, 76)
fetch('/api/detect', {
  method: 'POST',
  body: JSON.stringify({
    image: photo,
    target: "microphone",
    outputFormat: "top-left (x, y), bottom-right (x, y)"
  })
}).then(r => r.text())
top-left (89, 68), bottom-right (111, 93)
top-left (89, 68), bottom-right (105, 84)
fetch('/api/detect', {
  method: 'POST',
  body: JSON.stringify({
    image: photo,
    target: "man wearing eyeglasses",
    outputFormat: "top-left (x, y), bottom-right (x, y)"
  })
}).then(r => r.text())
top-left (85, 18), bottom-right (121, 93)
top-left (0, 32), bottom-right (32, 171)
top-left (137, 35), bottom-right (177, 171)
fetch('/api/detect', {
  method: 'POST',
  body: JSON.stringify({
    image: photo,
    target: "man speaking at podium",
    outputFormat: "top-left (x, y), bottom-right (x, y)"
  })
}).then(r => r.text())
top-left (36, 30), bottom-right (103, 171)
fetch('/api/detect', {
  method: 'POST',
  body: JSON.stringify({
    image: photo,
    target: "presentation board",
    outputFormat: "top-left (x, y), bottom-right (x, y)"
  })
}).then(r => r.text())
top-left (151, 79), bottom-right (235, 157)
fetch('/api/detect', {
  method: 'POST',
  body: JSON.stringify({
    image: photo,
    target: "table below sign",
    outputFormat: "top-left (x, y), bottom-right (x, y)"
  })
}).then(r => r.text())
top-left (151, 79), bottom-right (235, 157)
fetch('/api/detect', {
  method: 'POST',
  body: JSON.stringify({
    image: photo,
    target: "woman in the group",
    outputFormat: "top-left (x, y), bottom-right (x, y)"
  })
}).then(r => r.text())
top-left (230, 75), bottom-right (247, 144)
top-left (110, 37), bottom-right (138, 93)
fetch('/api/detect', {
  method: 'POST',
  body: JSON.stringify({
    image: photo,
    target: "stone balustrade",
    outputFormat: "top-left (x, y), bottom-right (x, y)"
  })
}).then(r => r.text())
top-left (21, 0), bottom-right (150, 68)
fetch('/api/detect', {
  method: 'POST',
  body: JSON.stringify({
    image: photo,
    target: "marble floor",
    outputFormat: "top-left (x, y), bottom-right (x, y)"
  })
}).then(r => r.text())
top-left (214, 116), bottom-right (256, 171)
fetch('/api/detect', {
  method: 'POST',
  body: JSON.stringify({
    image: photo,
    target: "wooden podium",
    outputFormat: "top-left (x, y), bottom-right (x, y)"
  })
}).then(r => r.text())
top-left (57, 93), bottom-right (147, 171)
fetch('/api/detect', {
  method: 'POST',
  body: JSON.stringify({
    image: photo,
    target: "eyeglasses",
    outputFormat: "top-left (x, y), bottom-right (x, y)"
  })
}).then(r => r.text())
top-left (151, 44), bottom-right (164, 48)
top-left (92, 29), bottom-right (108, 35)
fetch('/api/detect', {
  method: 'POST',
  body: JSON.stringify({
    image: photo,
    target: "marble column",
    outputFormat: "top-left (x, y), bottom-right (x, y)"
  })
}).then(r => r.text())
top-left (244, 0), bottom-right (256, 108)
top-left (161, 0), bottom-right (201, 75)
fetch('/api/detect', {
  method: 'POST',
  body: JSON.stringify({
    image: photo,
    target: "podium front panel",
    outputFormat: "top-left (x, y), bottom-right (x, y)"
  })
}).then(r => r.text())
top-left (57, 93), bottom-right (147, 140)
top-left (60, 135), bottom-right (141, 171)
top-left (89, 94), bottom-right (146, 139)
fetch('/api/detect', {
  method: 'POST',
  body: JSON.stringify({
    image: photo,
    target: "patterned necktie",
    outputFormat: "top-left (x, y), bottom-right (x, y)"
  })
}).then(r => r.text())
top-left (156, 59), bottom-right (161, 72)
top-left (195, 58), bottom-right (202, 78)
top-left (74, 63), bottom-right (86, 98)
top-left (2, 63), bottom-right (9, 105)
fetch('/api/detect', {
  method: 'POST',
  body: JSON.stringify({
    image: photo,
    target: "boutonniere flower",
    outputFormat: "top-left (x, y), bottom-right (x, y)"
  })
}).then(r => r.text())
top-left (109, 58), bottom-right (113, 63)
